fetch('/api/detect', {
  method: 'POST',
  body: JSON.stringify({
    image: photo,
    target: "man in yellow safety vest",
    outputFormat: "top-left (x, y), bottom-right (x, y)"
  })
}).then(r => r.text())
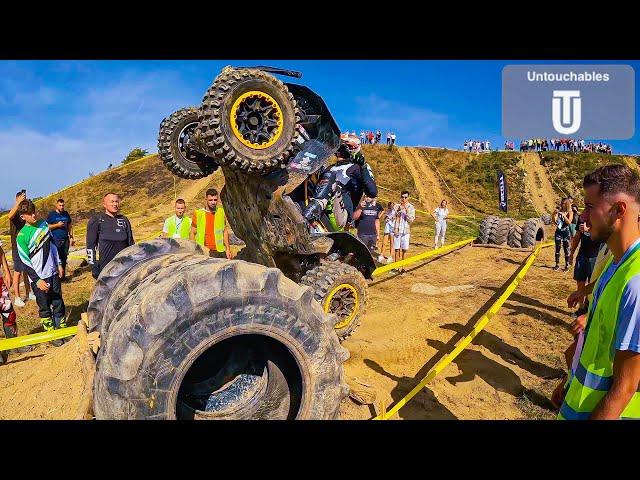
top-left (190, 188), bottom-right (231, 259)
top-left (162, 199), bottom-right (192, 239)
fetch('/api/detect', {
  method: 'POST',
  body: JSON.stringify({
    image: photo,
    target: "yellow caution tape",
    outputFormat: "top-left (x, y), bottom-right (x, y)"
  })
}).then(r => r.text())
top-left (0, 326), bottom-right (78, 352)
top-left (373, 240), bottom-right (553, 419)
top-left (372, 238), bottom-right (475, 277)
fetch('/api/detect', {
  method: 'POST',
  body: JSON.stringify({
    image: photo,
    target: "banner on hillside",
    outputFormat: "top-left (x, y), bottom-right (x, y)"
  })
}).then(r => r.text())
top-left (498, 170), bottom-right (508, 213)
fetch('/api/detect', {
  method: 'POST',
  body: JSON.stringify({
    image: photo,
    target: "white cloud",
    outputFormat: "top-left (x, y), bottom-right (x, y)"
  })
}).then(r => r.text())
top-left (12, 86), bottom-right (60, 108)
top-left (353, 94), bottom-right (448, 144)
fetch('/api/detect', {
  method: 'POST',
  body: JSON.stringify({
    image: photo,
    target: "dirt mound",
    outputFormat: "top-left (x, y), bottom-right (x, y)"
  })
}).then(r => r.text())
top-left (521, 152), bottom-right (557, 215)
top-left (397, 147), bottom-right (448, 211)
top-left (0, 338), bottom-right (85, 419)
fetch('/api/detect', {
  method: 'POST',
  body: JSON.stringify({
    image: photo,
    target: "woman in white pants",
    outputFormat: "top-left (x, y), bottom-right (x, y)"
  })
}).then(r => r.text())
top-left (432, 199), bottom-right (449, 249)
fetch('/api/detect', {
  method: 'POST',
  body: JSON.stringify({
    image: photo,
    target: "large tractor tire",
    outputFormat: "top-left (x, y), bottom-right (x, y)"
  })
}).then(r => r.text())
top-left (300, 261), bottom-right (368, 341)
top-left (477, 215), bottom-right (499, 244)
top-left (87, 238), bottom-right (206, 335)
top-left (507, 222), bottom-right (523, 248)
top-left (541, 213), bottom-right (552, 225)
top-left (522, 218), bottom-right (545, 248)
top-left (92, 247), bottom-right (349, 420)
top-left (158, 107), bottom-right (219, 179)
top-left (488, 217), bottom-right (513, 245)
top-left (194, 67), bottom-right (301, 175)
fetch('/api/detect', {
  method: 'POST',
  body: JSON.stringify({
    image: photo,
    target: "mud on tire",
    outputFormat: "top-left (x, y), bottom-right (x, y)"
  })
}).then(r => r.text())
top-left (300, 261), bottom-right (369, 341)
top-left (158, 107), bottom-right (219, 179)
top-left (194, 67), bottom-right (301, 175)
top-left (87, 238), bottom-right (206, 335)
top-left (92, 248), bottom-right (349, 420)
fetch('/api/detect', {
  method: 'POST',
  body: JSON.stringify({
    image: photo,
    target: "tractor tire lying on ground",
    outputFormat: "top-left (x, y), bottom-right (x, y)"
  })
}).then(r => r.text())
top-left (194, 67), bottom-right (301, 175)
top-left (92, 244), bottom-right (349, 420)
top-left (87, 238), bottom-right (206, 335)
top-left (521, 218), bottom-right (545, 248)
top-left (507, 222), bottom-right (523, 248)
top-left (158, 107), bottom-right (220, 179)
top-left (540, 213), bottom-right (552, 225)
top-left (488, 217), bottom-right (513, 245)
top-left (300, 261), bottom-right (369, 341)
top-left (477, 215), bottom-right (499, 244)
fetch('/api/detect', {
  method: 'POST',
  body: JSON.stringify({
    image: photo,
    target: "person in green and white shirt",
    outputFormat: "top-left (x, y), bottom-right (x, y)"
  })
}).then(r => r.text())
top-left (15, 200), bottom-right (66, 342)
top-left (162, 199), bottom-right (192, 239)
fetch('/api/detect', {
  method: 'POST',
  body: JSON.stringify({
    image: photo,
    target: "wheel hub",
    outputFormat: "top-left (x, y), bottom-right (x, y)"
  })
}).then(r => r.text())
top-left (230, 91), bottom-right (283, 149)
top-left (324, 284), bottom-right (358, 330)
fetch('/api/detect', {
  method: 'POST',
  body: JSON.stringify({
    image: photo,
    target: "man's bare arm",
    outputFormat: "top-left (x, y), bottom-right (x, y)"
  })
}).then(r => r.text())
top-left (591, 350), bottom-right (640, 419)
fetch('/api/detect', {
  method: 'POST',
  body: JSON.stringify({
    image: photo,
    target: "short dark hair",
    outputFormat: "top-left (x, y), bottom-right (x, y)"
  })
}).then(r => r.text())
top-left (57, 198), bottom-right (64, 203)
top-left (103, 192), bottom-right (120, 200)
top-left (583, 164), bottom-right (640, 203)
top-left (15, 191), bottom-right (23, 198)
top-left (206, 188), bottom-right (218, 197)
top-left (18, 199), bottom-right (35, 216)
top-left (175, 198), bottom-right (186, 205)
top-left (401, 190), bottom-right (410, 197)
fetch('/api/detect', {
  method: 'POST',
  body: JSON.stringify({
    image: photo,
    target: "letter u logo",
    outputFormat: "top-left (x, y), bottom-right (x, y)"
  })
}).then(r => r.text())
top-left (552, 90), bottom-right (581, 135)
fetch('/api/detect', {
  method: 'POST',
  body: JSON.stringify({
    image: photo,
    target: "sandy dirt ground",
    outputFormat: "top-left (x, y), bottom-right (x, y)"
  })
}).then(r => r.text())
top-left (339, 242), bottom-right (575, 420)
top-left (397, 147), bottom-right (449, 212)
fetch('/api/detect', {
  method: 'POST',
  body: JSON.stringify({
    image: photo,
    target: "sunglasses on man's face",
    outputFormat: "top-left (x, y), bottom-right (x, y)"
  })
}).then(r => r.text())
top-left (401, 195), bottom-right (409, 199)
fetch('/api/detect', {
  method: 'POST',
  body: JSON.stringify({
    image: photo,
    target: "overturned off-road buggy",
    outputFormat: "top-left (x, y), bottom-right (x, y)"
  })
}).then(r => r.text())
top-left (88, 66), bottom-right (380, 419)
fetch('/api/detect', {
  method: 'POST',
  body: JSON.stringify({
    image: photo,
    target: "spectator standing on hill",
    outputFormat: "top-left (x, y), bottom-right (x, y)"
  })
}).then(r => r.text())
top-left (16, 200), bottom-right (66, 344)
top-left (360, 130), bottom-right (365, 144)
top-left (392, 191), bottom-right (415, 272)
top-left (162, 199), bottom-right (192, 239)
top-left (391, 132), bottom-right (396, 146)
top-left (376, 130), bottom-right (381, 143)
top-left (46, 198), bottom-right (74, 282)
top-left (191, 188), bottom-right (232, 259)
top-left (432, 199), bottom-right (450, 249)
top-left (7, 191), bottom-right (33, 307)
top-left (386, 132), bottom-right (391, 145)
top-left (553, 198), bottom-right (574, 271)
top-left (86, 193), bottom-right (135, 280)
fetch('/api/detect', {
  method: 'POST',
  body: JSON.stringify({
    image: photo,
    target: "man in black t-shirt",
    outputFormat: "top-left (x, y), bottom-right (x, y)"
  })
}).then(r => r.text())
top-left (569, 211), bottom-right (603, 314)
top-left (353, 196), bottom-right (384, 252)
top-left (86, 193), bottom-right (135, 279)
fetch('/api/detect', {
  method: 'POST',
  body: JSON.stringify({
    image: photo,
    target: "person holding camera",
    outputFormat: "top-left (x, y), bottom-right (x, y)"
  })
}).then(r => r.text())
top-left (7, 190), bottom-right (34, 307)
top-left (392, 191), bottom-right (416, 272)
top-left (353, 195), bottom-right (384, 253)
top-left (553, 198), bottom-right (574, 271)
top-left (431, 199), bottom-right (449, 249)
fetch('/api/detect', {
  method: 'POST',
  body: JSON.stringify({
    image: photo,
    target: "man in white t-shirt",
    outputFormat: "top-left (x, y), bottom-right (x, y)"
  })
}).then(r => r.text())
top-left (432, 199), bottom-right (450, 249)
top-left (392, 191), bottom-right (416, 272)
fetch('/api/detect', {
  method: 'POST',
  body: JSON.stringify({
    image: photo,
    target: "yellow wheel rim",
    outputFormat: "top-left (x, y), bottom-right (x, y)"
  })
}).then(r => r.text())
top-left (230, 90), bottom-right (283, 149)
top-left (324, 283), bottom-right (359, 330)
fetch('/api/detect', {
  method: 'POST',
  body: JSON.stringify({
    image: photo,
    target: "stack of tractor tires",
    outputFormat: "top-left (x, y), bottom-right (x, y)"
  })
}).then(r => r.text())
top-left (477, 216), bottom-right (545, 249)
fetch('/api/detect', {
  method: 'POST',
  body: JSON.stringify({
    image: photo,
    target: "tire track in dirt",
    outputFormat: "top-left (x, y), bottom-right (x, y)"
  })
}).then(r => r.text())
top-left (522, 152), bottom-right (557, 215)
top-left (397, 147), bottom-right (449, 212)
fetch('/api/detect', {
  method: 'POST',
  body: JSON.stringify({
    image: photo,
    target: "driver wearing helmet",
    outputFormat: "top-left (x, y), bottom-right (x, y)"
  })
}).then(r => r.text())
top-left (303, 134), bottom-right (378, 230)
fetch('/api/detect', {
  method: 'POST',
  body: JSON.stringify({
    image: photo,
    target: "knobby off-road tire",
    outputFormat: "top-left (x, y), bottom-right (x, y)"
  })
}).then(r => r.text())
top-left (194, 67), bottom-right (301, 175)
top-left (158, 107), bottom-right (219, 179)
top-left (300, 261), bottom-right (369, 341)
top-left (507, 222), bottom-right (523, 248)
top-left (522, 218), bottom-right (545, 248)
top-left (477, 215), bottom-right (499, 244)
top-left (92, 247), bottom-right (349, 420)
top-left (488, 217), bottom-right (513, 245)
top-left (541, 213), bottom-right (552, 225)
top-left (87, 239), bottom-right (206, 335)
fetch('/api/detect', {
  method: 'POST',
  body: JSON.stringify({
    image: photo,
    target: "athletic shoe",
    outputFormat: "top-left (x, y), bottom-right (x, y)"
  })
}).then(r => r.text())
top-left (13, 297), bottom-right (25, 307)
top-left (28, 293), bottom-right (37, 301)
top-left (49, 339), bottom-right (64, 347)
top-left (553, 265), bottom-right (560, 271)
top-left (563, 265), bottom-right (570, 272)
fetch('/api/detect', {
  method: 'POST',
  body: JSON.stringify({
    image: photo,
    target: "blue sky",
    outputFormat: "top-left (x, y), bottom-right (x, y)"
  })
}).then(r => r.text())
top-left (1, 59), bottom-right (638, 209)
